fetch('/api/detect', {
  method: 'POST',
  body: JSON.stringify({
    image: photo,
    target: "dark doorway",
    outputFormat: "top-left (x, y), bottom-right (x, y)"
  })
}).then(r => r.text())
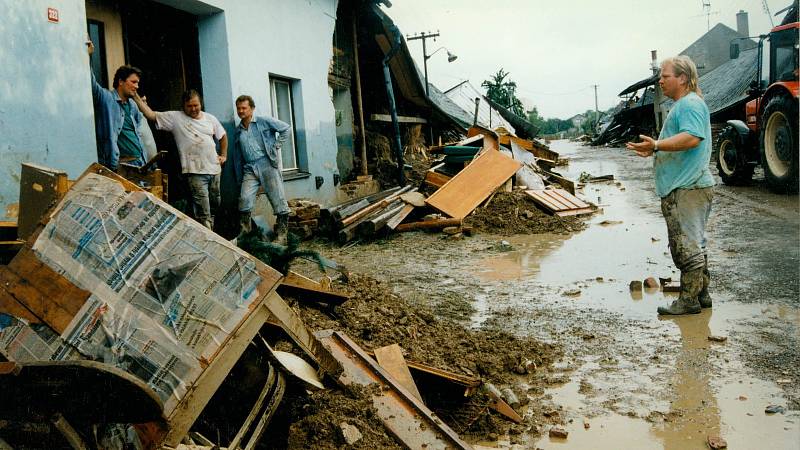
top-left (120, 0), bottom-right (203, 209)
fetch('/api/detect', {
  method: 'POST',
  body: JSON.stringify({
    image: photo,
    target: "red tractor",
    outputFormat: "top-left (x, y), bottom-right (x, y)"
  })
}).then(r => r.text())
top-left (716, 4), bottom-right (799, 193)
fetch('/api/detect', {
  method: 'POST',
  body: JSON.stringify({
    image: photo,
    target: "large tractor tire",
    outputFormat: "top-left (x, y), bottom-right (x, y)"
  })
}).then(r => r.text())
top-left (715, 125), bottom-right (754, 185)
top-left (760, 94), bottom-right (799, 194)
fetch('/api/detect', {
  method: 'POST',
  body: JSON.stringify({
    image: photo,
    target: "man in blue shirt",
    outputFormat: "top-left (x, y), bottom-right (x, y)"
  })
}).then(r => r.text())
top-left (232, 95), bottom-right (291, 242)
top-left (87, 41), bottom-right (146, 170)
top-left (627, 55), bottom-right (715, 315)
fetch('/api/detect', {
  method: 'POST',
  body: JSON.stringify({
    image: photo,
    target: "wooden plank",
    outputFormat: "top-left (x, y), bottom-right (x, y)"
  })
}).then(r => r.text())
top-left (316, 330), bottom-right (472, 450)
top-left (0, 279), bottom-right (44, 325)
top-left (395, 218), bottom-right (462, 232)
top-left (17, 163), bottom-right (69, 241)
top-left (555, 208), bottom-right (594, 217)
top-left (374, 344), bottom-right (423, 401)
top-left (370, 114), bottom-right (427, 124)
top-left (467, 126), bottom-right (498, 151)
top-left (550, 189), bottom-right (589, 209)
top-left (0, 247), bottom-right (91, 334)
top-left (539, 191), bottom-right (572, 210)
top-left (386, 204), bottom-right (414, 230)
top-left (277, 271), bottom-right (349, 306)
top-left (424, 171), bottom-right (451, 189)
top-left (425, 150), bottom-right (521, 219)
top-left (455, 134), bottom-right (484, 147)
top-left (498, 135), bottom-right (560, 161)
top-left (525, 190), bottom-right (563, 213)
top-left (546, 171), bottom-right (576, 195)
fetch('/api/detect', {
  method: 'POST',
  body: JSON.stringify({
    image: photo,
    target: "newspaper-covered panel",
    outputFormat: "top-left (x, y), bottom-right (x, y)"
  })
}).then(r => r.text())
top-left (0, 313), bottom-right (80, 361)
top-left (60, 296), bottom-right (201, 414)
top-left (32, 173), bottom-right (264, 362)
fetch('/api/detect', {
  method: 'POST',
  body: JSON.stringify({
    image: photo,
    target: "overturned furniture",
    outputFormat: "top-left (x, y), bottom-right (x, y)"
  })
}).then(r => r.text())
top-left (0, 164), bottom-right (334, 449)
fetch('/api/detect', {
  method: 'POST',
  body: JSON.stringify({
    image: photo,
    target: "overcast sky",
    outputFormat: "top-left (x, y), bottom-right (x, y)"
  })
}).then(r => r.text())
top-left (381, 0), bottom-right (789, 119)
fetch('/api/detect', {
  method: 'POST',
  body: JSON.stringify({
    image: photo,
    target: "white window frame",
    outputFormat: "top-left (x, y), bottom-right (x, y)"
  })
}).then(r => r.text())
top-left (269, 77), bottom-right (299, 171)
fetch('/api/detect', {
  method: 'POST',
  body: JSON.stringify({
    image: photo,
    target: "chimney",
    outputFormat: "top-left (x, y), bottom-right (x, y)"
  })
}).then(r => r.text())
top-left (736, 10), bottom-right (749, 37)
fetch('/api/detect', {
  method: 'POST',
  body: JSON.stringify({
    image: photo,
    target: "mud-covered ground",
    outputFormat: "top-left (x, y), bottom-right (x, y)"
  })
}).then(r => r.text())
top-left (280, 140), bottom-right (799, 449)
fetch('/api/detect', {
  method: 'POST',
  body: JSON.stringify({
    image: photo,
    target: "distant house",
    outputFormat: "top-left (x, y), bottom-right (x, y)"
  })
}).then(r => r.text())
top-left (567, 113), bottom-right (586, 132)
top-left (680, 11), bottom-right (757, 76)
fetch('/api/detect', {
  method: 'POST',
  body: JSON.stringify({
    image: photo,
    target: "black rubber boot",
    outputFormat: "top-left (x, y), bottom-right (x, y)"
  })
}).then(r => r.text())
top-left (274, 213), bottom-right (289, 245)
top-left (240, 211), bottom-right (252, 234)
top-left (698, 256), bottom-right (712, 308)
top-left (658, 268), bottom-right (703, 315)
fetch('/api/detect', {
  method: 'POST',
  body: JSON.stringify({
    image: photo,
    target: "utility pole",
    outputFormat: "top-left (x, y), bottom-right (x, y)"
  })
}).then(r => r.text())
top-left (407, 31), bottom-right (439, 96)
top-left (592, 84), bottom-right (599, 134)
top-left (651, 50), bottom-right (663, 133)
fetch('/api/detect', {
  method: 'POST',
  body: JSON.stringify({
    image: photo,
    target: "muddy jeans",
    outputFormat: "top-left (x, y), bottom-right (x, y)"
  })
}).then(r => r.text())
top-left (660, 187), bottom-right (714, 272)
top-left (187, 173), bottom-right (220, 229)
top-left (239, 157), bottom-right (290, 216)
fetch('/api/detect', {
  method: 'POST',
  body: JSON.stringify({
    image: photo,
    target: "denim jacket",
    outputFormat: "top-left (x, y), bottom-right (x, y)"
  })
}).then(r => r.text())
top-left (232, 116), bottom-right (290, 184)
top-left (91, 72), bottom-right (145, 170)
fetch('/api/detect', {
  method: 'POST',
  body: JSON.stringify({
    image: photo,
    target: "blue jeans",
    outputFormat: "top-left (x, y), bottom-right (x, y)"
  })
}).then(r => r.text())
top-left (239, 157), bottom-right (289, 216)
top-left (187, 174), bottom-right (220, 228)
top-left (660, 187), bottom-right (713, 271)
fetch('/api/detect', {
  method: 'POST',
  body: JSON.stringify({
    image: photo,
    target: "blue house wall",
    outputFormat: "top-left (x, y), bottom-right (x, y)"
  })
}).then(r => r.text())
top-left (0, 0), bottom-right (345, 222)
top-left (0, 0), bottom-right (97, 220)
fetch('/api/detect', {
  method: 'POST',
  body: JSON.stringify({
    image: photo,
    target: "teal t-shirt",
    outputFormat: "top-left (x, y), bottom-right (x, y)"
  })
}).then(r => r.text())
top-left (118, 102), bottom-right (145, 165)
top-left (654, 92), bottom-right (715, 197)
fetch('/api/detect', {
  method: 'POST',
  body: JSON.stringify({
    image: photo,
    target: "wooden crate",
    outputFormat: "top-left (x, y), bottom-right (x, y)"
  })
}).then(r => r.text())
top-left (525, 189), bottom-right (593, 216)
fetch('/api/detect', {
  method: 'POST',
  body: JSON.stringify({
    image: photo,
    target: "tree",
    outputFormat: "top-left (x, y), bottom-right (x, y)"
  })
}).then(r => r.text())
top-left (482, 69), bottom-right (525, 117)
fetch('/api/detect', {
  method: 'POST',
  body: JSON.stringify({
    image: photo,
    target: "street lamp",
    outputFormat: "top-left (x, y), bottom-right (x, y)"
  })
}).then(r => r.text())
top-left (407, 31), bottom-right (458, 97)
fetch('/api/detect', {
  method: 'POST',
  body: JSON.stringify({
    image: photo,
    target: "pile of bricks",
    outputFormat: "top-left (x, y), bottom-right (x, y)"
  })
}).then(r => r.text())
top-left (288, 199), bottom-right (321, 239)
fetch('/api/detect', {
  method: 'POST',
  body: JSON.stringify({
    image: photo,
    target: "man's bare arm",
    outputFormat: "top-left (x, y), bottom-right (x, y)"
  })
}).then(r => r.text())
top-left (625, 132), bottom-right (702, 157)
top-left (132, 93), bottom-right (157, 121)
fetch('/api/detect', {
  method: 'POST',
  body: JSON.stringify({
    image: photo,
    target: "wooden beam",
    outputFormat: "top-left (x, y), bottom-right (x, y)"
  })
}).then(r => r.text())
top-left (370, 114), bottom-right (427, 124)
top-left (395, 218), bottom-right (462, 232)
top-left (424, 171), bottom-right (451, 189)
top-left (277, 271), bottom-right (349, 306)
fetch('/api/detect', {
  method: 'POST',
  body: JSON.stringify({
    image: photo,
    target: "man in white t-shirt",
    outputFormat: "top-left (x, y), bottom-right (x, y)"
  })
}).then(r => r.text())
top-left (134, 90), bottom-right (227, 229)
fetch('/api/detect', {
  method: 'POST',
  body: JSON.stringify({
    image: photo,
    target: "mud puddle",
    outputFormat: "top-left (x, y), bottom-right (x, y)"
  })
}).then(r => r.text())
top-left (467, 141), bottom-right (800, 448)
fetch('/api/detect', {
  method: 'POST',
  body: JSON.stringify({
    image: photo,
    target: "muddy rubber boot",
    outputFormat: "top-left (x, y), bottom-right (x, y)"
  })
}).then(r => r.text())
top-left (239, 211), bottom-right (252, 234)
top-left (698, 256), bottom-right (712, 308)
top-left (273, 213), bottom-right (289, 246)
top-left (658, 268), bottom-right (703, 315)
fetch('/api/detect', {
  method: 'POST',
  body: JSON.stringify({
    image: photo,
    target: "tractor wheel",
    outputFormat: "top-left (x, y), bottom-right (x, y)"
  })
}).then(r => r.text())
top-left (715, 125), bottom-right (754, 185)
top-left (760, 94), bottom-right (799, 194)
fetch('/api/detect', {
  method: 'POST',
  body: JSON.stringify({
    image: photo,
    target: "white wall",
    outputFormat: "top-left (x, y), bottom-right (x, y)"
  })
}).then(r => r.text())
top-left (198, 0), bottom-right (341, 208)
top-left (0, 0), bottom-right (96, 219)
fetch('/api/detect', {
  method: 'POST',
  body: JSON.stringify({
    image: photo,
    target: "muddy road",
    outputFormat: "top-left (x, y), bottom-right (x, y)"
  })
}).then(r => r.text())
top-left (304, 140), bottom-right (799, 449)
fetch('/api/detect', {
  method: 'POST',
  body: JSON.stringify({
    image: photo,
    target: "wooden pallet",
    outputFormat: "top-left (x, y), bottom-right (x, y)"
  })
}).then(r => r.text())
top-left (525, 188), bottom-right (593, 216)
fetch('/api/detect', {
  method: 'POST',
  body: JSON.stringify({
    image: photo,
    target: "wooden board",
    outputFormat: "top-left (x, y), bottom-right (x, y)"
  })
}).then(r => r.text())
top-left (17, 163), bottom-right (69, 241)
top-left (426, 150), bottom-right (521, 219)
top-left (277, 271), bottom-right (349, 306)
top-left (370, 114), bottom-right (427, 124)
top-left (386, 204), bottom-right (414, 230)
top-left (374, 344), bottom-right (422, 401)
top-left (424, 170), bottom-right (451, 189)
top-left (498, 135), bottom-right (560, 161)
top-left (525, 189), bottom-right (593, 217)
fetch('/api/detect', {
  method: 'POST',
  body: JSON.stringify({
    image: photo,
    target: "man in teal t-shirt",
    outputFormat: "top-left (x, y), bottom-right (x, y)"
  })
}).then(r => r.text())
top-left (627, 55), bottom-right (715, 316)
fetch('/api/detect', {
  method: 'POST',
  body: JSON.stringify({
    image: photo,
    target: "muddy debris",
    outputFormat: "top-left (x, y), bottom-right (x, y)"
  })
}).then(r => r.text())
top-left (548, 426), bottom-right (568, 439)
top-left (276, 272), bottom-right (562, 446)
top-left (707, 435), bottom-right (728, 449)
top-left (464, 191), bottom-right (588, 235)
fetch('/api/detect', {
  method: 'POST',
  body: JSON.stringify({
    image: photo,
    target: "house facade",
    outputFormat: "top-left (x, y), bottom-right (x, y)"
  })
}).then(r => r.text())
top-left (1, 0), bottom-right (349, 225)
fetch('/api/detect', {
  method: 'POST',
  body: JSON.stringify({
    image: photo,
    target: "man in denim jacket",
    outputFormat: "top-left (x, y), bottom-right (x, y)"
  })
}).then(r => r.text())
top-left (87, 41), bottom-right (146, 170)
top-left (232, 95), bottom-right (291, 241)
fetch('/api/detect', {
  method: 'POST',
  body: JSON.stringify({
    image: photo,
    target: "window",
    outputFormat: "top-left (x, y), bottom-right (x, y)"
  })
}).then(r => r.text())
top-left (87, 20), bottom-right (108, 87)
top-left (270, 77), bottom-right (299, 171)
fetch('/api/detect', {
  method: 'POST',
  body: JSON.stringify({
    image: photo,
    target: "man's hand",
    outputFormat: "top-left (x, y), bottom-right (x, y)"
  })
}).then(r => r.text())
top-left (87, 40), bottom-right (95, 56)
top-left (217, 155), bottom-right (227, 165)
top-left (626, 134), bottom-right (656, 158)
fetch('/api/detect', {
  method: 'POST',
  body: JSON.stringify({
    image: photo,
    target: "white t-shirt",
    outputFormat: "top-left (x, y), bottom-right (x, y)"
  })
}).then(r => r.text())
top-left (156, 111), bottom-right (225, 175)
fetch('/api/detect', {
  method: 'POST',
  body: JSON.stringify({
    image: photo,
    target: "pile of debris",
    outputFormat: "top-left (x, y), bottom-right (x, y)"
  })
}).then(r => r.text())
top-left (0, 162), bottom-right (564, 449)
top-left (321, 126), bottom-right (593, 244)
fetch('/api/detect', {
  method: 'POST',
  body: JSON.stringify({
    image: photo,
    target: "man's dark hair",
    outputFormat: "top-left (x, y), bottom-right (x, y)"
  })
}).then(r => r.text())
top-left (236, 95), bottom-right (255, 108)
top-left (112, 65), bottom-right (143, 88)
top-left (182, 89), bottom-right (202, 105)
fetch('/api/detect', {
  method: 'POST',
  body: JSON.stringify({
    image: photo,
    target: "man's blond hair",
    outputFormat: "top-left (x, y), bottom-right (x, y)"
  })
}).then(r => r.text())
top-left (661, 55), bottom-right (702, 96)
